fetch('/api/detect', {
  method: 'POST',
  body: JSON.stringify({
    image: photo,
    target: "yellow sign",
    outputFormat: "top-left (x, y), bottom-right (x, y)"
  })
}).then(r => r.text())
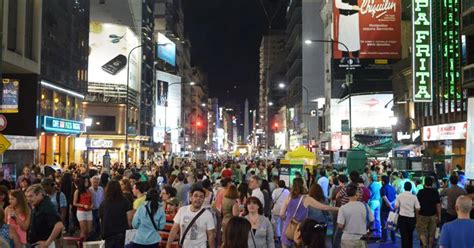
top-left (0, 134), bottom-right (11, 154)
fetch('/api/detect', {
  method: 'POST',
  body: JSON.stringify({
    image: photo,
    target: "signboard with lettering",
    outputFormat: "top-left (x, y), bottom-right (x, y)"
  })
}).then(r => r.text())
top-left (422, 122), bottom-right (467, 141)
top-left (0, 79), bottom-right (19, 113)
top-left (412, 0), bottom-right (433, 102)
top-left (90, 139), bottom-right (114, 148)
top-left (43, 116), bottom-right (85, 134)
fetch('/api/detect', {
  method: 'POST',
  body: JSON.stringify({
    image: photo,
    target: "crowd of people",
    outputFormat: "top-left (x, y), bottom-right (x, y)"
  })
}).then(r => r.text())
top-left (0, 158), bottom-right (471, 248)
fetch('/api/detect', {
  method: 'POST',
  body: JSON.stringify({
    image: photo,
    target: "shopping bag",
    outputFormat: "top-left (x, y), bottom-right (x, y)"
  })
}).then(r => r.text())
top-left (386, 211), bottom-right (399, 231)
top-left (125, 229), bottom-right (137, 245)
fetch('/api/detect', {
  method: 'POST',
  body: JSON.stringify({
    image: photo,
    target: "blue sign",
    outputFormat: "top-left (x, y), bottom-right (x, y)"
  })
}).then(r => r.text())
top-left (43, 116), bottom-right (85, 134)
top-left (157, 33), bottom-right (176, 66)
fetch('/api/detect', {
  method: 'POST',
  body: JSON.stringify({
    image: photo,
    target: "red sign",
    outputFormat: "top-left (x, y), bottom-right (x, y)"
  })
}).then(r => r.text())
top-left (423, 122), bottom-right (467, 141)
top-left (333, 0), bottom-right (401, 59)
top-left (0, 115), bottom-right (7, 132)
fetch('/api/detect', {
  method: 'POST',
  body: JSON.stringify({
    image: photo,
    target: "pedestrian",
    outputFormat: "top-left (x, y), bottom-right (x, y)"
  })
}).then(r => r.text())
top-left (249, 176), bottom-right (265, 208)
top-left (280, 177), bottom-right (338, 248)
top-left (133, 181), bottom-right (150, 211)
top-left (271, 180), bottom-right (290, 241)
top-left (337, 184), bottom-right (374, 248)
top-left (120, 178), bottom-right (135, 204)
top-left (59, 171), bottom-right (74, 235)
top-left (221, 184), bottom-right (240, 229)
top-left (330, 174), bottom-right (347, 248)
top-left (174, 173), bottom-right (191, 207)
top-left (16, 166), bottom-right (35, 189)
top-left (395, 182), bottom-right (420, 248)
top-left (261, 180), bottom-right (272, 218)
top-left (317, 169), bottom-right (329, 199)
top-left (159, 198), bottom-right (180, 248)
top-left (244, 196), bottom-right (274, 248)
top-left (5, 189), bottom-right (30, 246)
top-left (41, 178), bottom-right (67, 223)
top-left (160, 185), bottom-right (177, 210)
top-left (129, 189), bottom-right (166, 248)
top-left (367, 173), bottom-right (382, 238)
top-left (0, 186), bottom-right (9, 209)
top-left (416, 176), bottom-right (440, 248)
top-left (439, 195), bottom-right (474, 248)
top-left (89, 175), bottom-right (105, 240)
top-left (295, 218), bottom-right (326, 248)
top-left (0, 171), bottom-right (12, 189)
top-left (25, 184), bottom-right (64, 248)
top-left (378, 175), bottom-right (397, 244)
top-left (100, 180), bottom-right (133, 248)
top-left (73, 176), bottom-right (93, 241)
top-left (222, 216), bottom-right (251, 248)
top-left (0, 207), bottom-right (21, 248)
top-left (440, 175), bottom-right (467, 222)
top-left (167, 186), bottom-right (216, 248)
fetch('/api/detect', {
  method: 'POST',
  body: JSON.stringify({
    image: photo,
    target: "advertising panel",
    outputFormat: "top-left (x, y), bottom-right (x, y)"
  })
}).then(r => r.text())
top-left (412, 0), bottom-right (433, 102)
top-left (330, 94), bottom-right (394, 155)
top-left (332, 0), bottom-right (401, 61)
top-left (0, 79), bottom-right (19, 113)
top-left (157, 32), bottom-right (176, 66)
top-left (157, 81), bottom-right (169, 106)
top-left (466, 98), bottom-right (474, 179)
top-left (88, 21), bottom-right (140, 91)
top-left (422, 122), bottom-right (467, 141)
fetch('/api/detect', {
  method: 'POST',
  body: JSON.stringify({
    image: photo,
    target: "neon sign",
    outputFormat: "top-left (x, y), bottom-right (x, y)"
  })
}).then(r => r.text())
top-left (442, 0), bottom-right (461, 100)
top-left (43, 116), bottom-right (85, 134)
top-left (412, 0), bottom-right (433, 102)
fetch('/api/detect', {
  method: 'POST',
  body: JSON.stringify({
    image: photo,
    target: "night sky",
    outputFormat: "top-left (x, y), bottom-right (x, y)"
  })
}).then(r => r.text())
top-left (184, 0), bottom-right (287, 109)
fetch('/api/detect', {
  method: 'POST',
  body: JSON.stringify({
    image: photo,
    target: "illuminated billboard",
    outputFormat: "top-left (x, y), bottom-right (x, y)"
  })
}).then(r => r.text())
top-left (466, 98), bottom-right (474, 179)
top-left (88, 22), bottom-right (140, 91)
top-left (0, 79), bottom-right (19, 113)
top-left (157, 33), bottom-right (176, 66)
top-left (330, 94), bottom-right (394, 155)
top-left (412, 0), bottom-right (432, 102)
top-left (332, 0), bottom-right (401, 62)
top-left (154, 71), bottom-right (181, 145)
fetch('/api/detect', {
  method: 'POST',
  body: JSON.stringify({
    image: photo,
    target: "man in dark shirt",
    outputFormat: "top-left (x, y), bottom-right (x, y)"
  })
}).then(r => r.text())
top-left (25, 184), bottom-right (64, 248)
top-left (378, 175), bottom-right (397, 244)
top-left (441, 175), bottom-right (467, 222)
top-left (416, 176), bottom-right (440, 248)
top-left (0, 171), bottom-right (12, 189)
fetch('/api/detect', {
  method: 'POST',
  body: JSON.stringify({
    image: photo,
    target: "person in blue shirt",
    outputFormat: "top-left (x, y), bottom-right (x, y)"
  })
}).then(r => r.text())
top-left (439, 195), bottom-right (474, 248)
top-left (377, 175), bottom-right (397, 244)
top-left (130, 188), bottom-right (166, 248)
top-left (368, 173), bottom-right (382, 238)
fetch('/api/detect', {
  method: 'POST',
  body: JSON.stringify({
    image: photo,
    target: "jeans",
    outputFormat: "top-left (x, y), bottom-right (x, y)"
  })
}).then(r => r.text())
top-left (105, 233), bottom-right (125, 248)
top-left (398, 215), bottom-right (416, 248)
top-left (91, 209), bottom-right (101, 240)
top-left (368, 200), bottom-right (381, 237)
top-left (332, 228), bottom-right (343, 248)
top-left (380, 210), bottom-right (396, 242)
top-left (272, 214), bottom-right (284, 238)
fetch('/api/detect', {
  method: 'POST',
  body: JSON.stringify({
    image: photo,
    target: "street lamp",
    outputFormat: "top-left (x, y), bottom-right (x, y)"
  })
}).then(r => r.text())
top-left (268, 101), bottom-right (274, 106)
top-left (305, 39), bottom-right (353, 148)
top-left (278, 82), bottom-right (286, 89)
top-left (84, 117), bottom-right (93, 165)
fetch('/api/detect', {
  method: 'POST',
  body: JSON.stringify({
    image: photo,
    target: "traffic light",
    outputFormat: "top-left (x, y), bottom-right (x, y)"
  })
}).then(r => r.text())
top-left (273, 122), bottom-right (279, 128)
top-left (196, 120), bottom-right (202, 127)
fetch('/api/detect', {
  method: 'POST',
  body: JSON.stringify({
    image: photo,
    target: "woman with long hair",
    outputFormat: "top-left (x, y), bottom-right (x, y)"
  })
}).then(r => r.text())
top-left (221, 184), bottom-right (240, 229)
top-left (130, 189), bottom-right (166, 247)
top-left (238, 182), bottom-right (251, 215)
top-left (73, 176), bottom-right (93, 240)
top-left (5, 189), bottom-right (30, 246)
top-left (261, 180), bottom-right (272, 218)
top-left (100, 180), bottom-right (134, 247)
top-left (280, 178), bottom-right (338, 248)
top-left (307, 183), bottom-right (329, 232)
top-left (222, 216), bottom-right (251, 248)
top-left (0, 207), bottom-right (21, 248)
top-left (120, 178), bottom-right (134, 204)
top-left (244, 196), bottom-right (274, 248)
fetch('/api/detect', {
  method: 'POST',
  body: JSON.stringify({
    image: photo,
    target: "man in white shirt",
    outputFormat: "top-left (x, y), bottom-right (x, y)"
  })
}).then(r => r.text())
top-left (317, 169), bottom-right (330, 199)
top-left (249, 175), bottom-right (265, 208)
top-left (271, 180), bottom-right (290, 240)
top-left (168, 187), bottom-right (216, 248)
top-left (395, 182), bottom-right (420, 248)
top-left (337, 184), bottom-right (374, 248)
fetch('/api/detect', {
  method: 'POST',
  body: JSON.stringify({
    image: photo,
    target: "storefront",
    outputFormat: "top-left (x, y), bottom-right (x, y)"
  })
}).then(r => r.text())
top-left (75, 135), bottom-right (144, 165)
top-left (39, 116), bottom-right (84, 165)
top-left (422, 122), bottom-right (467, 172)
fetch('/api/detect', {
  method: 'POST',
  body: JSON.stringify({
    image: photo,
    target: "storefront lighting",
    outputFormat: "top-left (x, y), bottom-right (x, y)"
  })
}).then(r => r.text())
top-left (54, 98), bottom-right (59, 103)
top-left (67, 101), bottom-right (70, 106)
top-left (41, 132), bottom-right (45, 136)
top-left (41, 94), bottom-right (45, 100)
top-left (96, 122), bottom-right (101, 125)
top-left (40, 80), bottom-right (85, 99)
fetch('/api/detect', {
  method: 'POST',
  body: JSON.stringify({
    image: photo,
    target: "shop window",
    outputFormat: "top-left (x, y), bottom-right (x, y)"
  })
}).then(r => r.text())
top-left (40, 89), bottom-right (53, 116)
top-left (88, 115), bottom-right (116, 132)
top-left (53, 92), bottom-right (66, 119)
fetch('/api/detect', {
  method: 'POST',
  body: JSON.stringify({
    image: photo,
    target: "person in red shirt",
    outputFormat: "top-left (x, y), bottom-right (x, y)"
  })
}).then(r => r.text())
top-left (221, 164), bottom-right (233, 179)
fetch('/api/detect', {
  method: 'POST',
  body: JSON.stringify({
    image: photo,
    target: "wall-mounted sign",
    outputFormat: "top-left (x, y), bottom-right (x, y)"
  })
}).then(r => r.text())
top-left (412, 0), bottom-right (433, 102)
top-left (0, 79), bottom-right (19, 113)
top-left (43, 116), bottom-right (85, 134)
top-left (90, 139), bottom-right (113, 148)
top-left (422, 122), bottom-right (467, 141)
top-left (397, 130), bottom-right (421, 142)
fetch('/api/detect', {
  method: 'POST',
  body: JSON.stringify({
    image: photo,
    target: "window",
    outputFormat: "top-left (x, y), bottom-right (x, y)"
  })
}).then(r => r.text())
top-left (88, 116), bottom-right (116, 132)
top-left (24, 0), bottom-right (34, 59)
top-left (7, 0), bottom-right (18, 51)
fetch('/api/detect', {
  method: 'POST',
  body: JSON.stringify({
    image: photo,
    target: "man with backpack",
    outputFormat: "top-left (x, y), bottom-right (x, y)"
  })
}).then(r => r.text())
top-left (41, 178), bottom-right (67, 223)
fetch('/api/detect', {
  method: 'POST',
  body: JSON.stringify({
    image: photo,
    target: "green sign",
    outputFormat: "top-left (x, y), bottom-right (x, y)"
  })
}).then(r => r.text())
top-left (441, 0), bottom-right (461, 100)
top-left (413, 0), bottom-right (433, 102)
top-left (43, 116), bottom-right (85, 134)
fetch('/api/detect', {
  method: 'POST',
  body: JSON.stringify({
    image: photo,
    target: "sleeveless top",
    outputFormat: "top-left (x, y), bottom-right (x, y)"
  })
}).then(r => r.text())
top-left (6, 210), bottom-right (27, 244)
top-left (285, 195), bottom-right (308, 223)
top-left (77, 191), bottom-right (92, 211)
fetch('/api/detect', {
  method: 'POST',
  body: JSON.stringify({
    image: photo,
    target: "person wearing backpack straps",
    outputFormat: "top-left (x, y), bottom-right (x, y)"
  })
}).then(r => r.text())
top-left (167, 186), bottom-right (216, 248)
top-left (129, 189), bottom-right (166, 247)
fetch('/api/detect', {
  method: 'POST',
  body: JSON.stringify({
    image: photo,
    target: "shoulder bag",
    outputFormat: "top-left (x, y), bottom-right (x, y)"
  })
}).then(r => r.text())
top-left (145, 204), bottom-right (159, 231)
top-left (179, 208), bottom-right (206, 247)
top-left (284, 195), bottom-right (305, 241)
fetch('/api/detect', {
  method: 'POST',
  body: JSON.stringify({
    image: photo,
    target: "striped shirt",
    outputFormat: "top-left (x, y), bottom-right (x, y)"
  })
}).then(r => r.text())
top-left (159, 213), bottom-right (179, 248)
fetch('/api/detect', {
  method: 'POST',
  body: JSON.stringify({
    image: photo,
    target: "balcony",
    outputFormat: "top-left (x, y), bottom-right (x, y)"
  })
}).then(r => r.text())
top-left (463, 64), bottom-right (474, 88)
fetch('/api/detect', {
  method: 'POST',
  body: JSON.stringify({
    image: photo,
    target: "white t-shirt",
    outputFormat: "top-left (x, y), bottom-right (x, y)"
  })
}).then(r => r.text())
top-left (174, 206), bottom-right (215, 248)
top-left (318, 176), bottom-right (330, 198)
top-left (337, 201), bottom-right (374, 240)
top-left (271, 188), bottom-right (290, 215)
top-left (395, 191), bottom-right (420, 218)
top-left (252, 188), bottom-right (265, 208)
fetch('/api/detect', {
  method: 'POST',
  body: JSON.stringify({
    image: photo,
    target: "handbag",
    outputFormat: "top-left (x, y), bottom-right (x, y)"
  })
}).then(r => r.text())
top-left (124, 229), bottom-right (137, 245)
top-left (386, 210), bottom-right (399, 231)
top-left (145, 204), bottom-right (159, 231)
top-left (284, 195), bottom-right (305, 241)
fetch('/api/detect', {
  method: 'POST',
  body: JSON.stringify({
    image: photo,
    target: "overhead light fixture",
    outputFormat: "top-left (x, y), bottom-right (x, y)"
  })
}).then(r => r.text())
top-left (41, 80), bottom-right (85, 99)
top-left (305, 40), bottom-right (313, 44)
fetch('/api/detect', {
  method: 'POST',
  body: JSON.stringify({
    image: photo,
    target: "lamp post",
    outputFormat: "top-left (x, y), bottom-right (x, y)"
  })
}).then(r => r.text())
top-left (305, 39), bottom-right (353, 148)
top-left (84, 117), bottom-right (93, 165)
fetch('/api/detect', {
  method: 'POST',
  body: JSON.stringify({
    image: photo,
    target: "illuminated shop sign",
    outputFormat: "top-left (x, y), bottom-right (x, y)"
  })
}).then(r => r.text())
top-left (90, 139), bottom-right (113, 148)
top-left (441, 0), bottom-right (461, 100)
top-left (422, 122), bottom-right (467, 141)
top-left (43, 116), bottom-right (85, 134)
top-left (412, 0), bottom-right (433, 102)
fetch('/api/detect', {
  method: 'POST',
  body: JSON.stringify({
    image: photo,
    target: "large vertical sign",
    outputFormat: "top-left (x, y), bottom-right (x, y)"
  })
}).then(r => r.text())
top-left (441, 0), bottom-right (461, 100)
top-left (466, 98), bottom-right (474, 179)
top-left (412, 0), bottom-right (433, 102)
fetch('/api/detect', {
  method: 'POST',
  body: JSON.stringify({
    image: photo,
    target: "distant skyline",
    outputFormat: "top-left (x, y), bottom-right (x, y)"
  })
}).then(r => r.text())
top-left (185, 0), bottom-right (287, 109)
